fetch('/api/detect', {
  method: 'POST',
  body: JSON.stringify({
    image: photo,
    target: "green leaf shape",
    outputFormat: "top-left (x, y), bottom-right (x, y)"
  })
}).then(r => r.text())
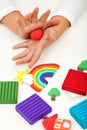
top-left (48, 88), bottom-right (61, 97)
top-left (77, 60), bottom-right (87, 71)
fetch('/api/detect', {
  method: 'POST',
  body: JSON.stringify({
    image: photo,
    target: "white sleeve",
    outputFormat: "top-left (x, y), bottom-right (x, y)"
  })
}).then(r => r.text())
top-left (0, 0), bottom-right (18, 20)
top-left (54, 0), bottom-right (87, 25)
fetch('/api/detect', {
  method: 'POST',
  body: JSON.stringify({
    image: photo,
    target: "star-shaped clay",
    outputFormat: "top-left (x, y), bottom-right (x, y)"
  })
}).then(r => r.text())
top-left (13, 68), bottom-right (31, 84)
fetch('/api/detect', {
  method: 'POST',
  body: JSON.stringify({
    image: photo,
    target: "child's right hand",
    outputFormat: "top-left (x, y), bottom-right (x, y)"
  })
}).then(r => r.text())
top-left (17, 7), bottom-right (51, 39)
top-left (12, 15), bottom-right (70, 68)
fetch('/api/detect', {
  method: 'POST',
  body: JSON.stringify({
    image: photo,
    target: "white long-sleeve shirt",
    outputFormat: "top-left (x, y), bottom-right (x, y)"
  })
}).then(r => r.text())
top-left (0, 0), bottom-right (17, 20)
top-left (0, 0), bottom-right (87, 25)
top-left (54, 0), bottom-right (87, 25)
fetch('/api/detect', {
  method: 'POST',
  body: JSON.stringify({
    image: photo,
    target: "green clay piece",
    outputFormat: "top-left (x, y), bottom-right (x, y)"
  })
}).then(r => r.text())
top-left (0, 81), bottom-right (19, 104)
top-left (77, 60), bottom-right (87, 71)
top-left (48, 88), bottom-right (61, 101)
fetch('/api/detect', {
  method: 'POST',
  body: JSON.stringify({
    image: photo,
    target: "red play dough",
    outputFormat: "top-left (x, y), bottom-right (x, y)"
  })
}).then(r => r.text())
top-left (42, 114), bottom-right (58, 130)
top-left (30, 29), bottom-right (43, 40)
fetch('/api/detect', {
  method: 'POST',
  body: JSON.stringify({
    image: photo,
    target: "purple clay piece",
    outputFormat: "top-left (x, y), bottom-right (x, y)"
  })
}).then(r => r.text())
top-left (16, 94), bottom-right (52, 124)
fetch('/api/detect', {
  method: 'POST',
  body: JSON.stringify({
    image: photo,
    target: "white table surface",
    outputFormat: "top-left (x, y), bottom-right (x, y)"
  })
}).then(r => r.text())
top-left (0, 0), bottom-right (87, 130)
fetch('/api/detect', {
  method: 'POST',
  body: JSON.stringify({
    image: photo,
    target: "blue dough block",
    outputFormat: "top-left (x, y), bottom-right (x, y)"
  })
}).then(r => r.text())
top-left (69, 99), bottom-right (87, 129)
top-left (16, 94), bottom-right (52, 124)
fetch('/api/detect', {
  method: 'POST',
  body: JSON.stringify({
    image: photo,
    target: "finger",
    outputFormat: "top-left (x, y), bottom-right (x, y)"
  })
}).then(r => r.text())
top-left (31, 7), bottom-right (39, 23)
top-left (42, 18), bottom-right (59, 30)
top-left (25, 22), bottom-right (44, 33)
top-left (39, 10), bottom-right (51, 23)
top-left (15, 50), bottom-right (34, 65)
top-left (42, 20), bottom-right (53, 30)
top-left (13, 41), bottom-right (28, 49)
top-left (25, 13), bottom-right (32, 25)
top-left (12, 49), bottom-right (29, 61)
top-left (29, 49), bottom-right (41, 68)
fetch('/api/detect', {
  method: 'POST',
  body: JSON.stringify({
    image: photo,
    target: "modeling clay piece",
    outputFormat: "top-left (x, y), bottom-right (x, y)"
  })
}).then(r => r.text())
top-left (77, 60), bottom-right (87, 71)
top-left (53, 118), bottom-right (71, 130)
top-left (29, 63), bottom-right (60, 92)
top-left (16, 94), bottom-right (52, 124)
top-left (23, 74), bottom-right (33, 85)
top-left (42, 114), bottom-right (58, 130)
top-left (48, 88), bottom-right (61, 101)
top-left (30, 29), bottom-right (43, 40)
top-left (0, 81), bottom-right (18, 104)
top-left (62, 69), bottom-right (87, 96)
top-left (14, 68), bottom-right (30, 84)
top-left (70, 99), bottom-right (87, 129)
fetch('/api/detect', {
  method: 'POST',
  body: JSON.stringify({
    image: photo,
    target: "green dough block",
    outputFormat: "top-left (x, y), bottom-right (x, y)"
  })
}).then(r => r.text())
top-left (0, 81), bottom-right (18, 104)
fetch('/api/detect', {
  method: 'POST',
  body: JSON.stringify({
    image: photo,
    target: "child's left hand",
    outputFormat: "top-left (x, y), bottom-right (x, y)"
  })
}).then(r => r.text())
top-left (17, 7), bottom-right (51, 38)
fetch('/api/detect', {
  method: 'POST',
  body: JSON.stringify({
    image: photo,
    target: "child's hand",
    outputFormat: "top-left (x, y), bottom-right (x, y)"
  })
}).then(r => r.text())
top-left (17, 7), bottom-right (51, 38)
top-left (40, 15), bottom-right (70, 45)
top-left (12, 40), bottom-right (44, 68)
top-left (12, 16), bottom-right (70, 68)
top-left (1, 7), bottom-right (50, 38)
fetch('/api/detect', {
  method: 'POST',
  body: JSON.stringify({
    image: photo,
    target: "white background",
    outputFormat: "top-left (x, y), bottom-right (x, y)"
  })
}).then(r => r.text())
top-left (0, 0), bottom-right (87, 130)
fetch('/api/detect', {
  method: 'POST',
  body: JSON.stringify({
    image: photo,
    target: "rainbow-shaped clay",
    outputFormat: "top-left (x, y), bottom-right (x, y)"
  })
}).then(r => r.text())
top-left (29, 63), bottom-right (59, 92)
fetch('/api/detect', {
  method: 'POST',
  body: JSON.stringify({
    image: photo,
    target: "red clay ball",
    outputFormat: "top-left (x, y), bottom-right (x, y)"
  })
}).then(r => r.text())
top-left (30, 29), bottom-right (43, 40)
